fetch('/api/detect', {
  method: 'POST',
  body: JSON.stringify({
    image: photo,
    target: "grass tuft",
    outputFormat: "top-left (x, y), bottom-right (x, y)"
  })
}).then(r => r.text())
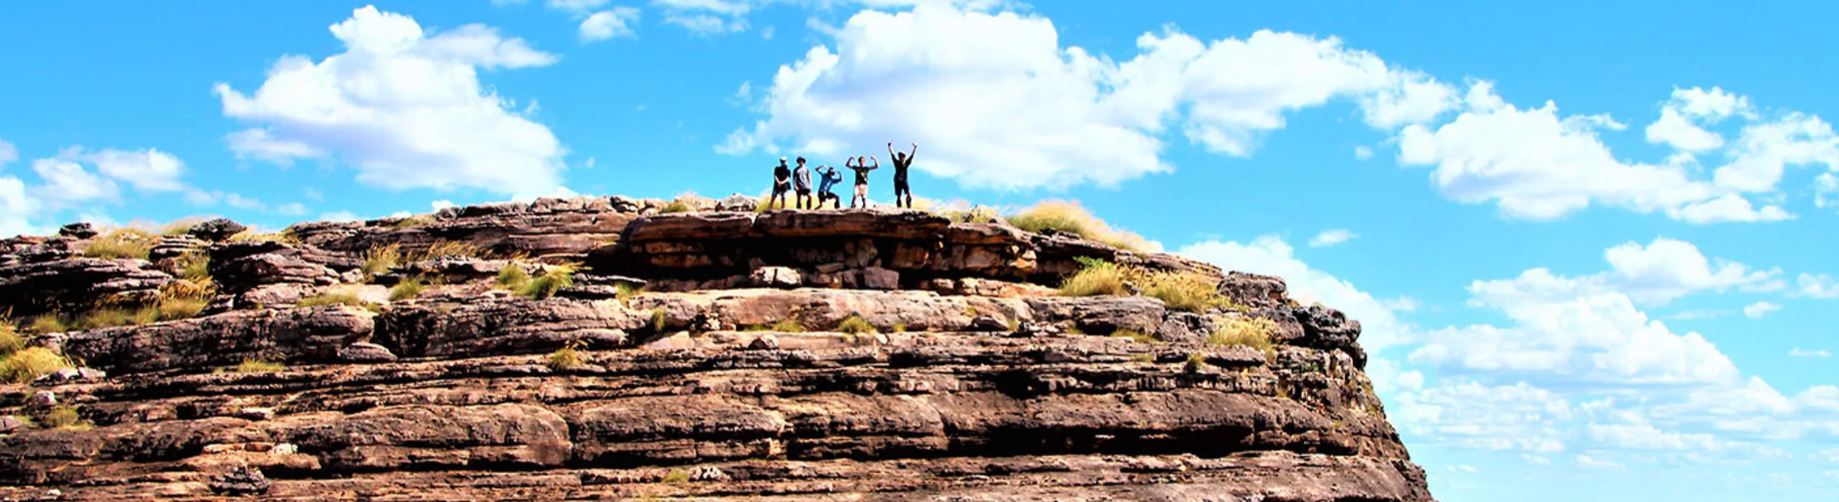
top-left (496, 266), bottom-right (531, 291)
top-left (297, 292), bottom-right (370, 309)
top-left (892, 323), bottom-right (908, 334)
top-left (650, 309), bottom-right (667, 333)
top-left (0, 324), bottom-right (22, 357)
top-left (389, 278), bottom-right (427, 302)
top-left (234, 358), bottom-right (284, 373)
top-left (361, 244), bottom-right (402, 277)
top-left (391, 214), bottom-right (438, 228)
top-left (1058, 258), bottom-right (1132, 297)
top-left (1, 347), bottom-right (67, 383)
top-left (1142, 271), bottom-right (1228, 313)
top-left (1184, 353), bottom-right (1208, 373)
top-left (28, 316), bottom-right (65, 335)
top-left (84, 228), bottom-right (159, 260)
top-left (45, 406), bottom-right (89, 430)
top-left (416, 240), bottom-right (485, 260)
top-left (158, 217), bottom-right (206, 237)
top-left (661, 470), bottom-right (691, 484)
top-left (836, 315), bottom-right (875, 335)
top-left (748, 319), bottom-right (805, 332)
top-left (174, 252), bottom-right (212, 284)
top-left (227, 230), bottom-right (293, 244)
top-left (547, 340), bottom-right (587, 371)
top-left (1207, 316), bottom-right (1277, 355)
top-left (517, 268), bottom-right (574, 300)
top-left (155, 297), bottom-right (207, 320)
top-left (1007, 200), bottom-right (1155, 253)
top-left (615, 283), bottom-right (643, 304)
top-left (1111, 330), bottom-right (1157, 344)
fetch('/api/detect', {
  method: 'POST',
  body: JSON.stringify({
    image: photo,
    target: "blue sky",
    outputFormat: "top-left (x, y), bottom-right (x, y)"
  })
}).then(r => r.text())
top-left (2, 1), bottom-right (1836, 499)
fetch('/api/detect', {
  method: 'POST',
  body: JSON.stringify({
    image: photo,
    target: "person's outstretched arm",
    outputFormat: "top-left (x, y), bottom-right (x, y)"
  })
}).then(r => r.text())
top-left (868, 157), bottom-right (880, 170)
top-left (908, 142), bottom-right (918, 160)
top-left (887, 142), bottom-right (897, 158)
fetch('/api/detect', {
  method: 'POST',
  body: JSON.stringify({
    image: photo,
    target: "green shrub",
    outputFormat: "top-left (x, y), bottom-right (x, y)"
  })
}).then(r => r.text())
top-left (496, 266), bottom-right (532, 290)
top-left (389, 278), bottom-right (427, 302)
top-left (72, 307), bottom-right (159, 330)
top-left (28, 316), bottom-right (65, 335)
top-left (1, 347), bottom-right (68, 383)
top-left (836, 315), bottom-right (875, 335)
top-left (547, 340), bottom-right (585, 371)
top-left (661, 469), bottom-right (690, 484)
top-left (1143, 271), bottom-right (1227, 313)
top-left (45, 406), bottom-right (88, 430)
top-left (891, 323), bottom-right (908, 333)
top-left (297, 292), bottom-right (369, 308)
top-left (234, 358), bottom-right (285, 373)
top-left (84, 228), bottom-right (159, 260)
top-left (1058, 258), bottom-right (1131, 297)
top-left (1007, 200), bottom-right (1154, 252)
top-left (361, 244), bottom-right (402, 277)
top-left (615, 283), bottom-right (643, 304)
top-left (517, 268), bottom-right (574, 300)
top-left (1207, 316), bottom-right (1277, 354)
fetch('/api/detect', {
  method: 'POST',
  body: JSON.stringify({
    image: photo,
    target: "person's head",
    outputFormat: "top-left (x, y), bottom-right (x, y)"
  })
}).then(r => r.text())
top-left (796, 157), bottom-right (806, 166)
top-left (894, 152), bottom-right (907, 162)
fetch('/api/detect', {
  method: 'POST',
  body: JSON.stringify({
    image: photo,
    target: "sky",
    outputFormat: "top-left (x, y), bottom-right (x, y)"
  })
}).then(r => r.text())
top-left (1, 1), bottom-right (1836, 500)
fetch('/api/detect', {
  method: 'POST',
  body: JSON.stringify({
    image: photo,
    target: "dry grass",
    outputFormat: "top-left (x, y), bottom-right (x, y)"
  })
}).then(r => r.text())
top-left (1184, 353), bottom-right (1208, 373)
top-left (297, 292), bottom-right (369, 309)
top-left (661, 470), bottom-right (691, 484)
top-left (1007, 200), bottom-right (1155, 252)
top-left (1111, 330), bottom-right (1157, 344)
top-left (416, 240), bottom-right (486, 260)
top-left (496, 265), bottom-right (532, 290)
top-left (28, 316), bottom-right (66, 335)
top-left (836, 316), bottom-right (875, 335)
top-left (747, 319), bottom-right (805, 333)
top-left (0, 323), bottom-right (22, 356)
top-left (1, 347), bottom-right (68, 383)
top-left (234, 358), bottom-right (285, 373)
top-left (227, 230), bottom-right (294, 244)
top-left (156, 297), bottom-right (208, 320)
top-left (615, 283), bottom-right (643, 304)
top-left (362, 244), bottom-right (402, 277)
top-left (1058, 258), bottom-right (1133, 297)
top-left (650, 309), bottom-right (668, 333)
top-left (916, 198), bottom-right (1004, 224)
top-left (660, 192), bottom-right (700, 214)
top-left (72, 307), bottom-right (160, 330)
top-left (1207, 316), bottom-right (1277, 354)
top-left (1142, 271), bottom-right (1228, 313)
top-left (391, 214), bottom-right (438, 228)
top-left (389, 278), bottom-right (427, 302)
top-left (174, 251), bottom-right (212, 285)
top-left (84, 228), bottom-right (160, 260)
top-left (158, 217), bottom-right (206, 237)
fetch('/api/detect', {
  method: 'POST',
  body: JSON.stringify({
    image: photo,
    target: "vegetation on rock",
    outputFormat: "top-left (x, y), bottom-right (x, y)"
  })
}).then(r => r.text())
top-left (84, 228), bottom-right (159, 260)
top-left (1, 347), bottom-right (68, 384)
top-left (44, 406), bottom-right (89, 430)
top-left (518, 268), bottom-right (574, 300)
top-left (1007, 200), bottom-right (1154, 252)
top-left (234, 358), bottom-right (285, 373)
top-left (1058, 257), bottom-right (1132, 297)
top-left (547, 340), bottom-right (586, 371)
top-left (1208, 316), bottom-right (1277, 354)
top-left (389, 278), bottom-right (427, 302)
top-left (837, 315), bottom-right (876, 335)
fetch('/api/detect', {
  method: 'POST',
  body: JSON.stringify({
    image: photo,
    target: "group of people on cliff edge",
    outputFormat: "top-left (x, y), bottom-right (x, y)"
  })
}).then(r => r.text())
top-left (769, 142), bottom-right (917, 210)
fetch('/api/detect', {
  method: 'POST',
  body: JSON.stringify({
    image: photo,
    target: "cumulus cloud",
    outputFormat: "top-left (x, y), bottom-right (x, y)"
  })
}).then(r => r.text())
top-left (1575, 454), bottom-right (1626, 470)
top-left (1353, 145), bottom-right (1373, 160)
top-left (725, 6), bottom-right (1456, 190)
top-left (215, 6), bottom-right (569, 196)
top-left (1308, 229), bottom-right (1357, 247)
top-left (1387, 380), bottom-right (1571, 452)
top-left (1645, 87), bottom-right (1752, 153)
top-left (1177, 235), bottom-right (1410, 349)
top-left (1741, 301), bottom-right (1781, 319)
top-left (0, 140), bottom-right (217, 237)
top-left (1798, 273), bottom-right (1839, 298)
top-left (579, 7), bottom-right (642, 40)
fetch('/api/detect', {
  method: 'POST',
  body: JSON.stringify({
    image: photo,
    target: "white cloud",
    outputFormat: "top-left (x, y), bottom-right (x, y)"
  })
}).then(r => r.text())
top-left (665, 13), bottom-right (748, 34)
top-left (1308, 228), bottom-right (1357, 247)
top-left (1790, 348), bottom-right (1832, 358)
top-left (726, 6), bottom-right (1456, 190)
top-left (1798, 273), bottom-right (1839, 298)
top-left (215, 6), bottom-right (569, 196)
top-left (276, 202), bottom-right (309, 216)
top-left (579, 7), bottom-right (642, 41)
top-left (1382, 296), bottom-right (1422, 312)
top-left (0, 138), bottom-right (17, 167)
top-left (1817, 172), bottom-right (1839, 209)
top-left (1711, 112), bottom-right (1839, 194)
top-left (1521, 454), bottom-right (1552, 465)
top-left (1645, 87), bottom-right (1751, 153)
top-left (1575, 454), bottom-right (1626, 470)
top-left (1388, 380), bottom-right (1571, 452)
top-left (1397, 82), bottom-right (1793, 224)
top-left (1177, 235), bottom-right (1409, 349)
top-left (1741, 301), bottom-right (1781, 319)
top-left (431, 200), bottom-right (457, 211)
top-left (1595, 238), bottom-right (1781, 305)
top-left (1353, 145), bottom-right (1373, 160)
top-left (31, 158), bottom-right (120, 206)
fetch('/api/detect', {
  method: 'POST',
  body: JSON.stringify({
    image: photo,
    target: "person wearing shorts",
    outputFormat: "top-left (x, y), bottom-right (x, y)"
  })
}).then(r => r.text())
top-left (846, 156), bottom-right (879, 209)
top-left (768, 157), bottom-right (791, 210)
top-left (792, 157), bottom-right (813, 209)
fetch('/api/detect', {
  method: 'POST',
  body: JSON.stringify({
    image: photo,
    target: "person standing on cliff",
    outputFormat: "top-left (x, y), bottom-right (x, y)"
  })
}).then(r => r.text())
top-left (846, 155), bottom-right (879, 209)
top-left (817, 163), bottom-right (843, 209)
top-left (792, 157), bottom-right (814, 210)
top-left (768, 157), bottom-right (791, 210)
top-left (888, 142), bottom-right (917, 209)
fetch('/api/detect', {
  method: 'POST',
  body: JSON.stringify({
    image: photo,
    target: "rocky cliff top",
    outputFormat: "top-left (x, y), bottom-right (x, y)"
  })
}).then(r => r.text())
top-left (0, 194), bottom-right (1430, 501)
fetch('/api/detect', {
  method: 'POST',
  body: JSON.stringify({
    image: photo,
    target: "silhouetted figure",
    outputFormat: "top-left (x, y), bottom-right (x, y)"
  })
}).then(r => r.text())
top-left (769, 157), bottom-right (791, 210)
top-left (817, 164), bottom-right (843, 209)
top-left (793, 157), bottom-right (813, 210)
top-left (888, 142), bottom-right (917, 209)
top-left (847, 156), bottom-right (879, 209)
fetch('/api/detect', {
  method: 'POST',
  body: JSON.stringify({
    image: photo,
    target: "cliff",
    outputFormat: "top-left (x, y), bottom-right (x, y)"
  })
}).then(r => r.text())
top-left (0, 195), bottom-right (1432, 501)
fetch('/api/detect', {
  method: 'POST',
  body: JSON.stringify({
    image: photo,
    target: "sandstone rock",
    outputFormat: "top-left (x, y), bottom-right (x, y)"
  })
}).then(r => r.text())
top-left (28, 391), bottom-right (55, 407)
top-left (237, 407), bottom-right (276, 421)
top-left (209, 243), bottom-right (344, 293)
top-left (968, 316), bottom-right (1009, 332)
top-left (0, 258), bottom-right (174, 318)
top-left (748, 266), bottom-right (801, 288)
top-left (375, 295), bottom-right (646, 358)
top-left (208, 465), bottom-right (269, 495)
top-left (748, 333), bottom-right (779, 350)
top-left (61, 306), bottom-right (376, 374)
top-left (610, 195), bottom-right (643, 214)
top-left (1024, 296), bottom-right (1167, 335)
top-left (1222, 271), bottom-right (1290, 309)
top-left (0, 415), bottom-right (22, 434)
top-left (715, 193), bottom-right (758, 212)
top-left (1157, 312), bottom-right (1222, 343)
top-left (148, 236), bottom-right (207, 265)
top-left (0, 237), bottom-right (77, 267)
top-left (187, 218), bottom-right (248, 242)
top-left (337, 342), bottom-right (398, 363)
top-left (292, 197), bottom-right (635, 259)
top-left (58, 222), bottom-right (98, 239)
top-left (30, 367), bottom-right (104, 386)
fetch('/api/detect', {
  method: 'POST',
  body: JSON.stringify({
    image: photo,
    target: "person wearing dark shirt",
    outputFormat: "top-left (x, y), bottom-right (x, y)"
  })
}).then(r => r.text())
top-left (816, 164), bottom-right (843, 208)
top-left (792, 157), bottom-right (813, 210)
top-left (769, 157), bottom-right (791, 210)
top-left (846, 155), bottom-right (879, 209)
top-left (888, 142), bottom-right (917, 209)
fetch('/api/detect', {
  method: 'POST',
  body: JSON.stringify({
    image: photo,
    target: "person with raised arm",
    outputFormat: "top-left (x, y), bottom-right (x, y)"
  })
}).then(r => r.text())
top-left (817, 162), bottom-right (844, 209)
top-left (888, 142), bottom-right (917, 209)
top-left (846, 155), bottom-right (879, 209)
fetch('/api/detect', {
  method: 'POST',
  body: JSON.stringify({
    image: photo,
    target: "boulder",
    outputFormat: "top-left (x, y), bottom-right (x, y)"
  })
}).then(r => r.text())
top-left (1023, 296), bottom-right (1168, 336)
top-left (291, 197), bottom-right (636, 259)
top-left (336, 342), bottom-right (398, 363)
top-left (57, 223), bottom-right (99, 239)
top-left (209, 465), bottom-right (270, 495)
top-left (0, 258), bottom-right (174, 318)
top-left (187, 218), bottom-right (248, 242)
top-left (1221, 271), bottom-right (1290, 309)
top-left (715, 193), bottom-right (759, 212)
top-left (749, 266), bottom-right (802, 288)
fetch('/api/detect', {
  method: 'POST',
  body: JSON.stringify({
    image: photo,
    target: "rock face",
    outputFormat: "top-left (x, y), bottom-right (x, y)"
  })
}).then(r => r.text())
top-left (0, 199), bottom-right (1432, 501)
